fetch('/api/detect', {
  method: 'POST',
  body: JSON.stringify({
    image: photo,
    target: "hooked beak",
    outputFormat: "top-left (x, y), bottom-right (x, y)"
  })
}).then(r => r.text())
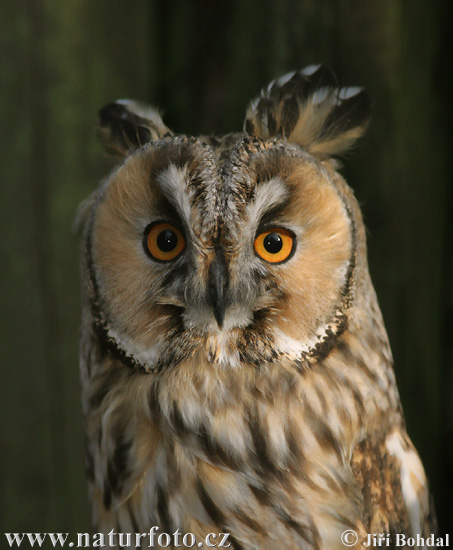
top-left (208, 246), bottom-right (229, 329)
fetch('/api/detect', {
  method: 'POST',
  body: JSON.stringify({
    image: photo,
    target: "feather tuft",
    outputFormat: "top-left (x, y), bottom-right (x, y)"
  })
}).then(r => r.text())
top-left (97, 100), bottom-right (172, 158)
top-left (244, 65), bottom-right (371, 157)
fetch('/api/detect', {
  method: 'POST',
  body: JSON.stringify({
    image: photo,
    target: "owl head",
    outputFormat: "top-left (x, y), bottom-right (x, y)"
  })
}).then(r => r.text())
top-left (82, 66), bottom-right (371, 373)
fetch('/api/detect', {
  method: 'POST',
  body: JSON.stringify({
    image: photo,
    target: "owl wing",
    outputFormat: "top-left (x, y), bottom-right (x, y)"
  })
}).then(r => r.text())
top-left (351, 427), bottom-right (437, 539)
top-left (80, 307), bottom-right (156, 534)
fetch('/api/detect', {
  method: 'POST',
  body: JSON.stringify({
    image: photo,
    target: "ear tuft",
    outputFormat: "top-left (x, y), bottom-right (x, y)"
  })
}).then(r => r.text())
top-left (97, 100), bottom-right (172, 158)
top-left (244, 65), bottom-right (371, 157)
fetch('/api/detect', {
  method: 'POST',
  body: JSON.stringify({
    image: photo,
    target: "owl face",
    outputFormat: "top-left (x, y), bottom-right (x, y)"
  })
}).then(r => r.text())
top-left (85, 67), bottom-right (370, 372)
top-left (88, 135), bottom-right (355, 372)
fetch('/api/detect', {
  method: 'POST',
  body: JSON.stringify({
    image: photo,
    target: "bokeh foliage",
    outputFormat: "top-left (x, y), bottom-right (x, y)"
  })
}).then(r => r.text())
top-left (0, 0), bottom-right (450, 535)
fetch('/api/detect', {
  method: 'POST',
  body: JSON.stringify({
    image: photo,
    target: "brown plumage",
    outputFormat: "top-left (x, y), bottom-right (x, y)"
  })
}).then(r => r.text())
top-left (78, 66), bottom-right (436, 549)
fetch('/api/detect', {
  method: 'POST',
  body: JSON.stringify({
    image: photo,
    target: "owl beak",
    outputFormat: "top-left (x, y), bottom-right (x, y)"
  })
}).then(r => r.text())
top-left (208, 246), bottom-right (229, 329)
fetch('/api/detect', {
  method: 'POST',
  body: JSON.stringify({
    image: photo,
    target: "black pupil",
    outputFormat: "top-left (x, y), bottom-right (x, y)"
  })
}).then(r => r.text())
top-left (157, 229), bottom-right (178, 252)
top-left (263, 233), bottom-right (283, 254)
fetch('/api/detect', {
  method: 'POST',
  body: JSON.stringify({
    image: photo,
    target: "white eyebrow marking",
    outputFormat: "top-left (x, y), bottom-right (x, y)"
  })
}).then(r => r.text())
top-left (245, 177), bottom-right (290, 228)
top-left (156, 164), bottom-right (193, 226)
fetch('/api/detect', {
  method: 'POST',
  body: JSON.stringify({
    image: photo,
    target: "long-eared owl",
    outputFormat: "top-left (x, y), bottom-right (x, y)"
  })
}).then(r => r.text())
top-left (79, 66), bottom-right (436, 549)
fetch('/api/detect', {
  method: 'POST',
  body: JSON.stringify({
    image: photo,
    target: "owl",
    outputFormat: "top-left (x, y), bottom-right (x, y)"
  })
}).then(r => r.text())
top-left (79, 66), bottom-right (437, 549)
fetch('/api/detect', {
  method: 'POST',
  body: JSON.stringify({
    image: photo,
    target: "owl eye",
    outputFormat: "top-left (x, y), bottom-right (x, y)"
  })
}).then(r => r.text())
top-left (254, 228), bottom-right (295, 264)
top-left (144, 222), bottom-right (186, 262)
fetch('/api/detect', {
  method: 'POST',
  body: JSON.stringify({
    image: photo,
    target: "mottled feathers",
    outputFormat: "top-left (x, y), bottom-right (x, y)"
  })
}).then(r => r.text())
top-left (78, 66), bottom-right (435, 549)
top-left (97, 100), bottom-right (172, 157)
top-left (244, 65), bottom-right (371, 157)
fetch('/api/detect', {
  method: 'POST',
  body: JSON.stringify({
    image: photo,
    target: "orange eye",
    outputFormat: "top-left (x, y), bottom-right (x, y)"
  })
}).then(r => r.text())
top-left (254, 227), bottom-right (295, 264)
top-left (145, 222), bottom-right (185, 262)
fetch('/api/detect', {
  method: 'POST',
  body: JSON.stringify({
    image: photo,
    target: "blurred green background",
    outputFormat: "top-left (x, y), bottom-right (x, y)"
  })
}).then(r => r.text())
top-left (1, 0), bottom-right (451, 537)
